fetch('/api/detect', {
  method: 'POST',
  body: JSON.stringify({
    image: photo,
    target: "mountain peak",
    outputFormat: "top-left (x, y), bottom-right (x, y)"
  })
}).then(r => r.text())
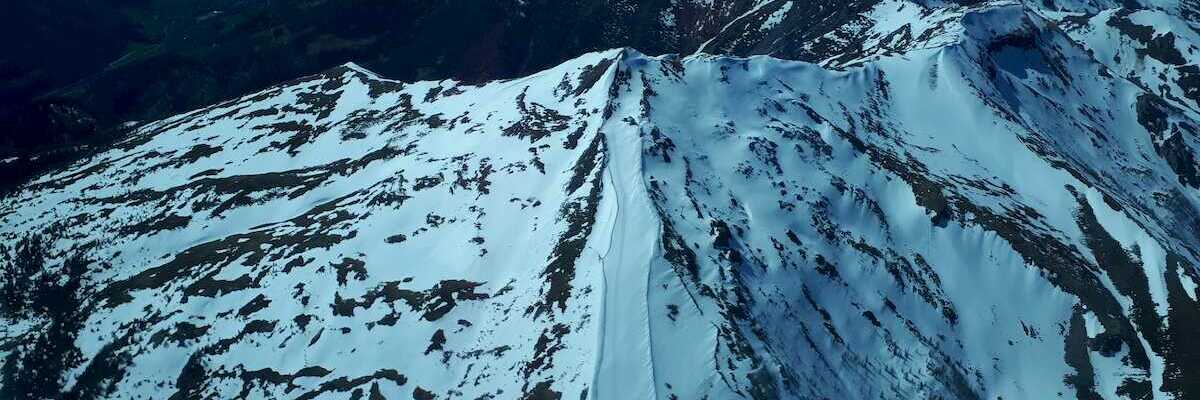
top-left (337, 61), bottom-right (381, 78)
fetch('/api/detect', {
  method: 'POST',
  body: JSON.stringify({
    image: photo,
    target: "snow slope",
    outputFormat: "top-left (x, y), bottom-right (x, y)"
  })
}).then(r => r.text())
top-left (2, 1), bottom-right (1200, 399)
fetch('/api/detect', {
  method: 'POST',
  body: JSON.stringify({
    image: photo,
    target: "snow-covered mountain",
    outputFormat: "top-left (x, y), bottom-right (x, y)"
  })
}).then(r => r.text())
top-left (3, 1), bottom-right (1200, 399)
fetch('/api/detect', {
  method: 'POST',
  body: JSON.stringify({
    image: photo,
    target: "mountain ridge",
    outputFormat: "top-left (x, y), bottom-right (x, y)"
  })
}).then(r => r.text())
top-left (3, 1), bottom-right (1200, 399)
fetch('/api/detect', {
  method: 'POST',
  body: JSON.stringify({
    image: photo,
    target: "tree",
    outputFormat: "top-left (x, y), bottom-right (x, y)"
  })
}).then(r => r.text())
top-left (1, 235), bottom-right (47, 318)
top-left (0, 235), bottom-right (90, 400)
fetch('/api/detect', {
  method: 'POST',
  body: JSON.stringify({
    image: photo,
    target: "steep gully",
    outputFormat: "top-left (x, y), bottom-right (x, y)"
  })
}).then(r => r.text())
top-left (590, 62), bottom-right (661, 399)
